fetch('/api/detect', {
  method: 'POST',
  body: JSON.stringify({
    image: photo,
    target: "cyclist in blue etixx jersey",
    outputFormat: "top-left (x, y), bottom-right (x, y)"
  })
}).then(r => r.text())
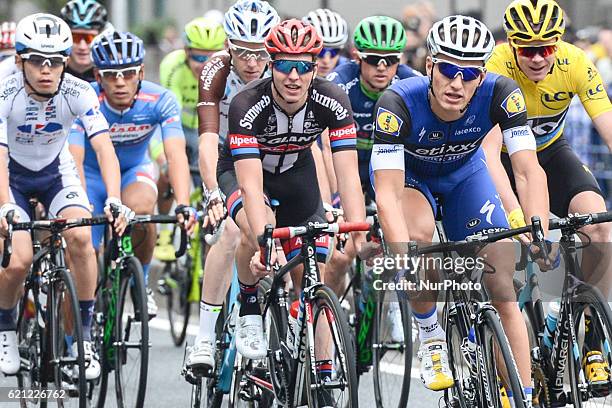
top-left (323, 16), bottom-right (421, 337)
top-left (371, 16), bottom-right (550, 400)
top-left (0, 14), bottom-right (132, 379)
top-left (69, 31), bottom-right (197, 318)
top-left (185, 0), bottom-right (279, 374)
top-left (302, 9), bottom-right (350, 78)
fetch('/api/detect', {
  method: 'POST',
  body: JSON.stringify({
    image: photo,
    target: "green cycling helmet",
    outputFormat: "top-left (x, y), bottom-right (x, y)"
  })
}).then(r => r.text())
top-left (353, 16), bottom-right (406, 52)
top-left (183, 17), bottom-right (226, 50)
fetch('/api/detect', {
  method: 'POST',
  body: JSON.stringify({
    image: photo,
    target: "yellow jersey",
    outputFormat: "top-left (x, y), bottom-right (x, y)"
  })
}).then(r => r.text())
top-left (486, 41), bottom-right (612, 151)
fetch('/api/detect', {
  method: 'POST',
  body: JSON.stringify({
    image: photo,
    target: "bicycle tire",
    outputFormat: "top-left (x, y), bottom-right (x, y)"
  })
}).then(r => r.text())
top-left (520, 298), bottom-right (550, 407)
top-left (445, 303), bottom-right (475, 408)
top-left (114, 257), bottom-right (149, 408)
top-left (306, 285), bottom-right (358, 408)
top-left (372, 292), bottom-right (412, 408)
top-left (16, 285), bottom-right (48, 408)
top-left (229, 281), bottom-right (274, 408)
top-left (478, 308), bottom-right (527, 408)
top-left (88, 285), bottom-right (110, 408)
top-left (190, 377), bottom-right (203, 408)
top-left (50, 268), bottom-right (87, 408)
top-left (164, 256), bottom-right (192, 346)
top-left (569, 284), bottom-right (612, 407)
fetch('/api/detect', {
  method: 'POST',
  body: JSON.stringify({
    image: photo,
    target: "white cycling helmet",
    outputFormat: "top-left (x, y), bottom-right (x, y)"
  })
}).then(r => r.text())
top-left (427, 15), bottom-right (494, 62)
top-left (302, 8), bottom-right (348, 48)
top-left (224, 0), bottom-right (279, 43)
top-left (15, 13), bottom-right (72, 55)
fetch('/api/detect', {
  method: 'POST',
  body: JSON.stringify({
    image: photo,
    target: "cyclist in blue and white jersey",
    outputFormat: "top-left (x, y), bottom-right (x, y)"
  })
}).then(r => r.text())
top-left (371, 15), bottom-right (550, 396)
top-left (69, 31), bottom-right (196, 318)
top-left (302, 9), bottom-right (350, 78)
top-left (0, 13), bottom-right (132, 379)
top-left (184, 0), bottom-right (279, 374)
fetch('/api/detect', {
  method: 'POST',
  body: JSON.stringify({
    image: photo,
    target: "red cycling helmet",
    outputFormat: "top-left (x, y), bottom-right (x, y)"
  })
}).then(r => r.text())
top-left (265, 19), bottom-right (323, 57)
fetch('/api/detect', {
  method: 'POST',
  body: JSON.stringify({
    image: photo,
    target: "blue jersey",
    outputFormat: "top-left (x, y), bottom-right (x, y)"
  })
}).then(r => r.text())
top-left (69, 80), bottom-right (184, 173)
top-left (372, 74), bottom-right (536, 177)
top-left (326, 61), bottom-right (421, 151)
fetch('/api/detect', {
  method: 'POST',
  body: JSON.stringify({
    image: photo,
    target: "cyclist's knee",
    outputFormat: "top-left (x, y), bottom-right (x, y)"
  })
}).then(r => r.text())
top-left (65, 228), bottom-right (95, 255)
top-left (582, 221), bottom-right (611, 243)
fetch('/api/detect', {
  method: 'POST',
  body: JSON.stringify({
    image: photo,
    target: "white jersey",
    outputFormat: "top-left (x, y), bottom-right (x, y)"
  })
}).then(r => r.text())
top-left (0, 56), bottom-right (17, 79)
top-left (0, 72), bottom-right (108, 172)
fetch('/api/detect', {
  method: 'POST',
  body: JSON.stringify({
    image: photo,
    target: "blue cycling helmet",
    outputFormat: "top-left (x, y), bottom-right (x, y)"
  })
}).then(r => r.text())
top-left (91, 31), bottom-right (145, 68)
top-left (60, 0), bottom-right (108, 31)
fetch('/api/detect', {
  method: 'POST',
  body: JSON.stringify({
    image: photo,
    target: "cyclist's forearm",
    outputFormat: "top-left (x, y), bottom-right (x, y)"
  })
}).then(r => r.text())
top-left (0, 148), bottom-right (10, 205)
top-left (235, 159), bottom-right (267, 241)
top-left (320, 129), bottom-right (338, 194)
top-left (199, 132), bottom-right (220, 191)
top-left (311, 143), bottom-right (332, 203)
top-left (165, 140), bottom-right (191, 206)
top-left (97, 148), bottom-right (122, 200)
top-left (333, 150), bottom-right (365, 221)
top-left (374, 170), bottom-right (410, 252)
top-left (515, 166), bottom-right (550, 232)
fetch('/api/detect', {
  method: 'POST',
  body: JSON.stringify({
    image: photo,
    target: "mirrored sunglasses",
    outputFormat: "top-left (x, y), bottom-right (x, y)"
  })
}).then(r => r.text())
top-left (318, 47), bottom-right (340, 58)
top-left (72, 32), bottom-right (97, 45)
top-left (432, 57), bottom-right (485, 81)
top-left (515, 45), bottom-right (556, 59)
top-left (229, 42), bottom-right (269, 61)
top-left (272, 60), bottom-right (316, 75)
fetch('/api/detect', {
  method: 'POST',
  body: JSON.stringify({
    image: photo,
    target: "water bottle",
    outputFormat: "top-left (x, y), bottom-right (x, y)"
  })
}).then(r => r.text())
top-left (543, 300), bottom-right (561, 349)
top-left (286, 300), bottom-right (300, 353)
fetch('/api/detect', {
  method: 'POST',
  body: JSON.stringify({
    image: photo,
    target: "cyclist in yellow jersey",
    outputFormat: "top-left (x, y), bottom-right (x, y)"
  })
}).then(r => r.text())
top-left (159, 17), bottom-right (226, 188)
top-left (483, 0), bottom-right (612, 396)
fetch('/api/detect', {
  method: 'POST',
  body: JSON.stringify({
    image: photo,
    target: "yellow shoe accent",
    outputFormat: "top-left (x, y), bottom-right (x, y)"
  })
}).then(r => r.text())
top-left (584, 351), bottom-right (610, 384)
top-left (499, 382), bottom-right (512, 408)
top-left (154, 230), bottom-right (176, 261)
top-left (418, 339), bottom-right (454, 391)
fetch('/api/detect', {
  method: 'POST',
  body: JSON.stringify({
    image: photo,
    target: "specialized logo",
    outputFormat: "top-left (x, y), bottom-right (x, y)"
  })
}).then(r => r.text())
top-left (375, 107), bottom-right (403, 137)
top-left (479, 200), bottom-right (496, 225)
top-left (501, 89), bottom-right (526, 118)
top-left (541, 91), bottom-right (573, 110)
top-left (311, 89), bottom-right (348, 120)
top-left (239, 95), bottom-right (271, 130)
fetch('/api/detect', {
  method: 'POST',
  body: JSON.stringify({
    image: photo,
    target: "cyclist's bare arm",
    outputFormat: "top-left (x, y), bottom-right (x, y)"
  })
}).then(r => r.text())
top-left (373, 167), bottom-right (410, 254)
top-left (593, 111), bottom-right (612, 152)
top-left (311, 142), bottom-right (332, 204)
top-left (163, 137), bottom-right (191, 206)
top-left (197, 53), bottom-right (231, 191)
top-left (331, 149), bottom-right (366, 246)
top-left (235, 157), bottom-right (269, 241)
top-left (319, 128), bottom-right (338, 196)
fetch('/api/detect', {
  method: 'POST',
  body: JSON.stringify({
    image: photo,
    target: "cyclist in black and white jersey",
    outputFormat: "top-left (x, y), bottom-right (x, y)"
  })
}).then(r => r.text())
top-left (0, 13), bottom-right (131, 379)
top-left (219, 21), bottom-right (366, 382)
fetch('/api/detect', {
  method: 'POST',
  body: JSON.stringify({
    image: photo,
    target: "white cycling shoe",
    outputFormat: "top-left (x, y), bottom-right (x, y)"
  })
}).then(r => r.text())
top-left (186, 339), bottom-right (215, 374)
top-left (417, 338), bottom-right (454, 391)
top-left (71, 341), bottom-right (101, 380)
top-left (146, 288), bottom-right (158, 319)
top-left (0, 330), bottom-right (20, 375)
top-left (235, 315), bottom-right (268, 360)
top-left (387, 302), bottom-right (405, 343)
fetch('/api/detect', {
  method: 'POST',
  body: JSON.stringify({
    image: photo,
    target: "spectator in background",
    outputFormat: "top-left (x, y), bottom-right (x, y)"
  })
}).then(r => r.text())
top-left (302, 9), bottom-right (350, 77)
top-left (400, 1), bottom-right (437, 73)
top-left (596, 29), bottom-right (612, 86)
top-left (60, 0), bottom-right (110, 82)
top-left (159, 26), bottom-right (183, 54)
top-left (0, 22), bottom-right (17, 78)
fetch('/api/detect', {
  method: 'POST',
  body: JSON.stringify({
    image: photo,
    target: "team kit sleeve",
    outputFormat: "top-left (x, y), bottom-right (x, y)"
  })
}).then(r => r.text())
top-left (157, 91), bottom-right (184, 141)
top-left (324, 84), bottom-right (358, 153)
top-left (573, 50), bottom-right (612, 119)
top-left (370, 90), bottom-right (411, 172)
top-left (76, 85), bottom-right (110, 140)
top-left (490, 76), bottom-right (537, 155)
top-left (197, 53), bottom-right (231, 135)
top-left (227, 95), bottom-right (261, 162)
top-left (68, 118), bottom-right (86, 147)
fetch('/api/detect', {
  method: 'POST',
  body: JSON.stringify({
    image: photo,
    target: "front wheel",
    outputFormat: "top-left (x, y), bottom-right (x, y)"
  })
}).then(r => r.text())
top-left (306, 285), bottom-right (358, 408)
top-left (114, 257), bottom-right (149, 407)
top-left (162, 256), bottom-right (192, 346)
top-left (372, 292), bottom-right (412, 408)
